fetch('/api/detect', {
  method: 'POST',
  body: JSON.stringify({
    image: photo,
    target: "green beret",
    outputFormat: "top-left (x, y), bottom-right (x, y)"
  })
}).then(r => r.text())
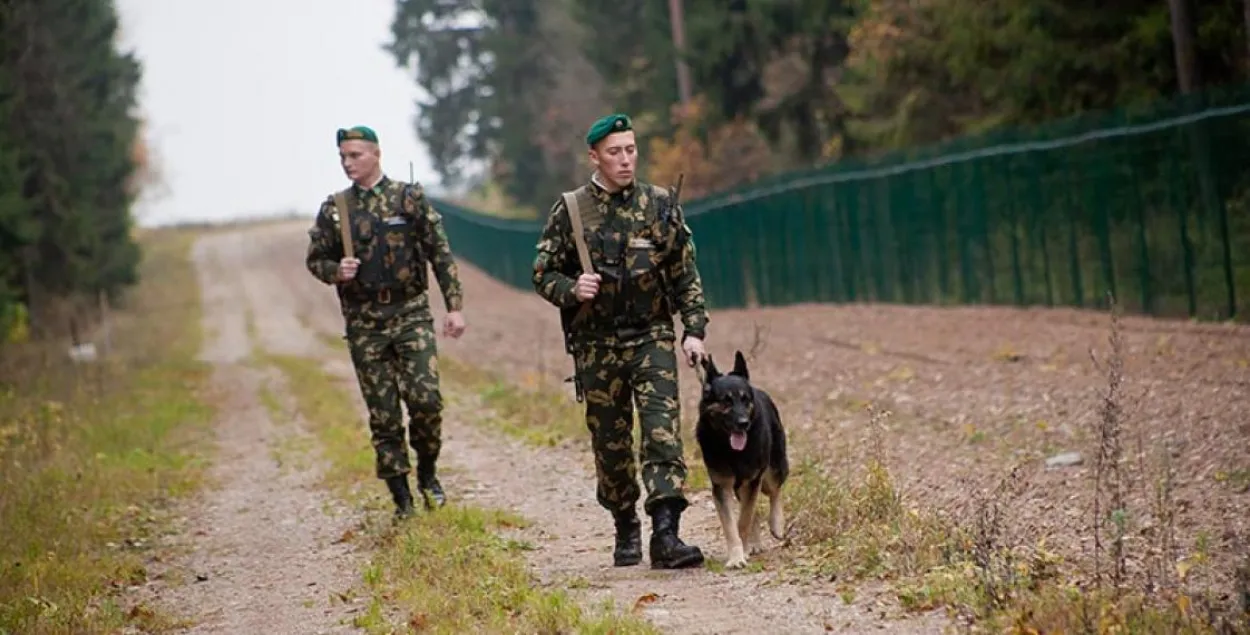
top-left (585, 114), bottom-right (632, 147)
top-left (336, 125), bottom-right (379, 145)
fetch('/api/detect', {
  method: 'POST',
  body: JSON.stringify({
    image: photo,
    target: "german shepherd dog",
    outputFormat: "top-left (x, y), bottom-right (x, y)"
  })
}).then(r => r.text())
top-left (695, 350), bottom-right (789, 569)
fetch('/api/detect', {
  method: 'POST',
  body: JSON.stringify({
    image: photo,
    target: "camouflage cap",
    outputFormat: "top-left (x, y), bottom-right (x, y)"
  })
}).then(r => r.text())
top-left (585, 114), bottom-right (632, 147)
top-left (336, 125), bottom-right (379, 145)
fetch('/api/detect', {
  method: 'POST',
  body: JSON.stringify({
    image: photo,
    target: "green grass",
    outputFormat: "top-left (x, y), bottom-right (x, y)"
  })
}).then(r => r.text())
top-left (262, 350), bottom-right (659, 634)
top-left (0, 229), bottom-right (216, 634)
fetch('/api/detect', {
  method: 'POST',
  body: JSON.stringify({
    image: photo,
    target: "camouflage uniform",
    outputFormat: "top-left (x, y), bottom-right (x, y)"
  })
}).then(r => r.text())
top-left (305, 172), bottom-right (463, 512)
top-left (533, 135), bottom-right (710, 568)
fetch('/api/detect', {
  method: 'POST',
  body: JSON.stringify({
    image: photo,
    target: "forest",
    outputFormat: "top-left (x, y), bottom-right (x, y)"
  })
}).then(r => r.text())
top-left (0, 0), bottom-right (153, 343)
top-left (385, 0), bottom-right (1250, 215)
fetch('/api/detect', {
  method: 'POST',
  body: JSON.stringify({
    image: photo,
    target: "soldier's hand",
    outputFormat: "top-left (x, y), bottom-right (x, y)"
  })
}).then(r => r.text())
top-left (574, 273), bottom-right (601, 301)
top-left (682, 336), bottom-right (707, 367)
top-left (443, 310), bottom-right (466, 339)
top-left (337, 257), bottom-right (361, 282)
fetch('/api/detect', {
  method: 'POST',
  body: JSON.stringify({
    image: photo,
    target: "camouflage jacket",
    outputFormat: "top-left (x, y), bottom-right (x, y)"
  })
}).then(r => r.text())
top-left (532, 176), bottom-right (709, 350)
top-left (305, 175), bottom-right (463, 330)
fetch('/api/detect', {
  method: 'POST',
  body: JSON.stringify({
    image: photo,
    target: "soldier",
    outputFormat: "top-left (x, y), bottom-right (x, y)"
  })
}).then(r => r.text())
top-left (306, 125), bottom-right (467, 519)
top-left (532, 113), bottom-right (710, 569)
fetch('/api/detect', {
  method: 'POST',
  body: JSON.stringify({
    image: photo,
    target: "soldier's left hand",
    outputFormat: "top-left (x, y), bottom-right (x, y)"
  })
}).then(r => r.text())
top-left (681, 336), bottom-right (707, 367)
top-left (443, 310), bottom-right (466, 339)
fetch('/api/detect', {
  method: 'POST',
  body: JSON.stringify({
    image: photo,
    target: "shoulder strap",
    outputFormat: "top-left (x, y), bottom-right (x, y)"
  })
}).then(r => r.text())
top-left (332, 189), bottom-right (353, 259)
top-left (561, 187), bottom-right (593, 274)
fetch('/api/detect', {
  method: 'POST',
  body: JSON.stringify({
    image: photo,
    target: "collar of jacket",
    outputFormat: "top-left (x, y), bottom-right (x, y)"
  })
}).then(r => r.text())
top-left (589, 172), bottom-right (636, 204)
top-left (352, 174), bottom-right (391, 197)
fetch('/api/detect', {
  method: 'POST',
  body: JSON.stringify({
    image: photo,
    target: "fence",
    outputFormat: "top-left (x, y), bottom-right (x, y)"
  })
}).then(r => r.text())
top-left (432, 84), bottom-right (1250, 322)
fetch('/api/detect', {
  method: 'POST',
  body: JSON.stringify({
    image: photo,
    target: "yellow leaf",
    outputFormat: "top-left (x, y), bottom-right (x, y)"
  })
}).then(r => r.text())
top-left (1177, 594), bottom-right (1191, 616)
top-left (1176, 560), bottom-right (1192, 581)
top-left (886, 366), bottom-right (915, 381)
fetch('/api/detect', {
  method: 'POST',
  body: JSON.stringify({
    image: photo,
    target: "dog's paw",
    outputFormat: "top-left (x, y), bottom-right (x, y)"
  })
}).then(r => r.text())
top-left (725, 548), bottom-right (748, 569)
top-left (747, 540), bottom-right (766, 555)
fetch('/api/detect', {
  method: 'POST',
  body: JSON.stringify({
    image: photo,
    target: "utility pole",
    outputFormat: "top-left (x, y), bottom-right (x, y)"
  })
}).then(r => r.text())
top-left (668, 0), bottom-right (693, 105)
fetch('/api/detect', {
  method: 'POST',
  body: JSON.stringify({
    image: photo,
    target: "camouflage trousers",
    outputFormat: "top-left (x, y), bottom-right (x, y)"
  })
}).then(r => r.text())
top-left (573, 337), bottom-right (689, 516)
top-left (345, 319), bottom-right (443, 480)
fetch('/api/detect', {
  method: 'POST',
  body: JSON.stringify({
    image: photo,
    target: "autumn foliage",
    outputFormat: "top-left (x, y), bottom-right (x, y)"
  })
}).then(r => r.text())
top-left (645, 97), bottom-right (775, 200)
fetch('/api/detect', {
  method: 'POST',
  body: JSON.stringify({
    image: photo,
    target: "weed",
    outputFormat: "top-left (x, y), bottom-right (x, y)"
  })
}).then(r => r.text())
top-left (1089, 293), bottom-right (1129, 593)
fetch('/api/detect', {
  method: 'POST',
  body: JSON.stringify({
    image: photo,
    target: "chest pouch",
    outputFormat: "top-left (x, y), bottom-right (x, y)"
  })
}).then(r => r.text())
top-left (355, 211), bottom-right (421, 292)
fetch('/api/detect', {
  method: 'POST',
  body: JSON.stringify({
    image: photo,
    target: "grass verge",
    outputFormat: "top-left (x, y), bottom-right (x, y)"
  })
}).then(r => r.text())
top-left (0, 228), bottom-right (216, 634)
top-left (262, 349), bottom-right (659, 634)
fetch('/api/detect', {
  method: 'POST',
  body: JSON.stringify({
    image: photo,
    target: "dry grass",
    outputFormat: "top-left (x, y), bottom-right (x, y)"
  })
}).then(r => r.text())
top-left (263, 351), bottom-right (658, 634)
top-left (773, 295), bottom-right (1250, 634)
top-left (0, 228), bottom-right (216, 634)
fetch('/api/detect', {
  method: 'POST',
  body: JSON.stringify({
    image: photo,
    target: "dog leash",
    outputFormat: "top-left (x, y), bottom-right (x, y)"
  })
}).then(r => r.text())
top-left (691, 353), bottom-right (708, 385)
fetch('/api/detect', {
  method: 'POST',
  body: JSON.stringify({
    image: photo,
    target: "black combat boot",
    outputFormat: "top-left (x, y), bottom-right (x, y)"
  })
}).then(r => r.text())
top-left (612, 509), bottom-right (643, 567)
top-left (385, 475), bottom-right (415, 519)
top-left (416, 461), bottom-right (446, 510)
top-left (648, 499), bottom-right (705, 569)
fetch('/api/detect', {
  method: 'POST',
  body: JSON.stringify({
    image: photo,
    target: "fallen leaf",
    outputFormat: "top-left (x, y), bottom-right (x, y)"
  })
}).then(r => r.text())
top-left (631, 592), bottom-right (660, 613)
top-left (409, 612), bottom-right (429, 631)
top-left (127, 604), bottom-right (155, 621)
top-left (1177, 560), bottom-right (1192, 581)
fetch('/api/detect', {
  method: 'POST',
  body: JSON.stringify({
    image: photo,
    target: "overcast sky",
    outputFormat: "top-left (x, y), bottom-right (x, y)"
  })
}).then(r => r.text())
top-left (115, 0), bottom-right (440, 227)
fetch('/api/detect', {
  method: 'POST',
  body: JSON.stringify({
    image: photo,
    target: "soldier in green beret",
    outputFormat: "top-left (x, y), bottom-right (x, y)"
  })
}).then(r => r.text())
top-left (305, 125), bottom-right (468, 519)
top-left (531, 113), bottom-right (710, 569)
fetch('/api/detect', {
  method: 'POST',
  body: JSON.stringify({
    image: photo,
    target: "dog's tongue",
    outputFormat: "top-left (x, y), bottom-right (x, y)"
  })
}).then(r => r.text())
top-left (729, 431), bottom-right (747, 451)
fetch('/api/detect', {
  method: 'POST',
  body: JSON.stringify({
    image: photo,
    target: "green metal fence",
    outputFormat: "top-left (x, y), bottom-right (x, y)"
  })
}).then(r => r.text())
top-left (433, 84), bottom-right (1250, 322)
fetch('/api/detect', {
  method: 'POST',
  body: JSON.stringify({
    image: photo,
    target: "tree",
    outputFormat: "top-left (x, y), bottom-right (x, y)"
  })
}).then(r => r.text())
top-left (0, 0), bottom-right (145, 338)
top-left (387, 0), bottom-right (609, 214)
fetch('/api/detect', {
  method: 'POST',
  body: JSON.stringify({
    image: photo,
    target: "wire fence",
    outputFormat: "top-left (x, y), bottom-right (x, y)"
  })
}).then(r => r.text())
top-left (432, 84), bottom-right (1250, 322)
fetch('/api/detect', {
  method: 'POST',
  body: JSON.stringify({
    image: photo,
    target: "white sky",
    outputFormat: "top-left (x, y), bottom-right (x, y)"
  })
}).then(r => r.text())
top-left (115, 0), bottom-right (441, 227)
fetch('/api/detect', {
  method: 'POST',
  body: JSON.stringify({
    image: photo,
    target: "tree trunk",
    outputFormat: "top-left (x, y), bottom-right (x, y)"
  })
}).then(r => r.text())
top-left (1167, 0), bottom-right (1199, 93)
top-left (1244, 0), bottom-right (1250, 76)
top-left (668, 0), bottom-right (693, 105)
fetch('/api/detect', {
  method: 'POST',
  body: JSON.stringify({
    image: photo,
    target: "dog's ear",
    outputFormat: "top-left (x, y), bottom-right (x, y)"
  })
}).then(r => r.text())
top-left (701, 354), bottom-right (720, 380)
top-left (732, 350), bottom-right (749, 380)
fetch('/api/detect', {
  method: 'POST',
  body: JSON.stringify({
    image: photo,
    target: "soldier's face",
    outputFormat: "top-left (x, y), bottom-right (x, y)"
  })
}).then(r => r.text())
top-left (589, 131), bottom-right (637, 190)
top-left (338, 140), bottom-right (381, 184)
